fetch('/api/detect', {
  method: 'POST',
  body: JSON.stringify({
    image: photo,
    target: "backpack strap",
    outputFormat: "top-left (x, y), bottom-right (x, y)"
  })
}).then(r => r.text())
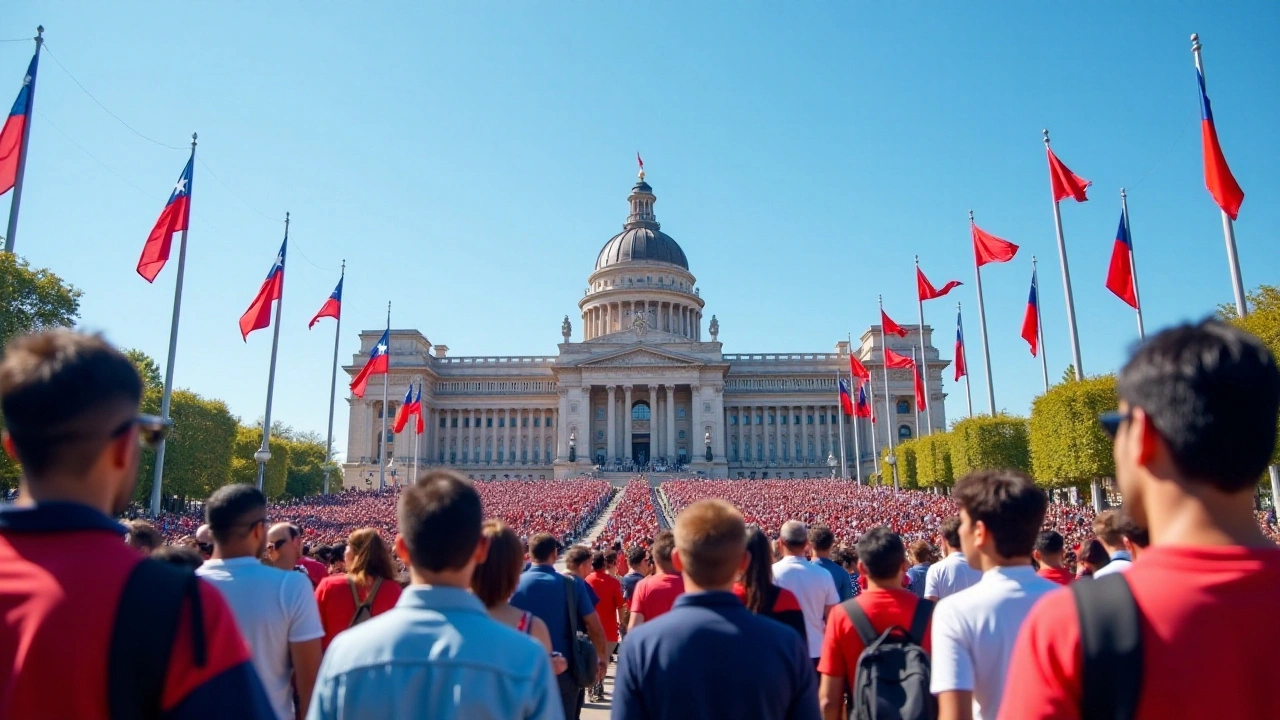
top-left (906, 598), bottom-right (934, 646)
top-left (1073, 574), bottom-right (1143, 720)
top-left (109, 559), bottom-right (206, 720)
top-left (840, 599), bottom-right (879, 647)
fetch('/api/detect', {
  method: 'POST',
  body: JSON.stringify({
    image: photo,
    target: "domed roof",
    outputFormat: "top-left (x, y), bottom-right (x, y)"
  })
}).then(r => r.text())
top-left (595, 227), bottom-right (689, 271)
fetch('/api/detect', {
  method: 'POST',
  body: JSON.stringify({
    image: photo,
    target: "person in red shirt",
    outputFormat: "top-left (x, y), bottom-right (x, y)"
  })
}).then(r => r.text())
top-left (1032, 530), bottom-right (1073, 586)
top-left (734, 525), bottom-right (807, 642)
top-left (585, 551), bottom-right (625, 702)
top-left (999, 320), bottom-right (1280, 720)
top-left (818, 526), bottom-right (932, 720)
top-left (314, 527), bottom-right (404, 649)
top-left (628, 531), bottom-right (685, 630)
top-left (0, 330), bottom-right (273, 719)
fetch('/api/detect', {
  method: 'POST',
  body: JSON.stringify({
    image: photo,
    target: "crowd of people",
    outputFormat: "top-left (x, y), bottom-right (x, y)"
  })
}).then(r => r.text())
top-left (591, 479), bottom-right (667, 550)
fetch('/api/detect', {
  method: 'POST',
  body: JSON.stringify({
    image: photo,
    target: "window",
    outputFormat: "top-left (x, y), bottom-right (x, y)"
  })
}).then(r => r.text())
top-left (498, 418), bottom-right (505, 428)
top-left (677, 406), bottom-right (686, 419)
top-left (899, 424), bottom-right (913, 440)
top-left (831, 414), bottom-right (837, 425)
top-left (743, 415), bottom-right (750, 426)
top-left (678, 448), bottom-right (688, 463)
top-left (597, 430), bottom-right (605, 440)
top-left (464, 418), bottom-right (471, 428)
top-left (596, 450), bottom-right (606, 464)
top-left (794, 414), bottom-right (801, 425)
top-left (768, 414), bottom-right (775, 426)
top-left (486, 418), bottom-right (493, 428)
top-left (819, 414), bottom-right (826, 425)
top-left (439, 417), bottom-right (447, 428)
top-left (678, 430), bottom-right (686, 440)
top-left (534, 417), bottom-right (541, 427)
top-left (596, 407), bottom-right (605, 420)
top-left (730, 415), bottom-right (737, 426)
top-left (522, 418), bottom-right (529, 427)
top-left (807, 415), bottom-right (814, 425)
top-left (755, 414), bottom-right (763, 425)
top-left (632, 402), bottom-right (651, 421)
top-left (781, 415), bottom-right (788, 425)
top-left (897, 400), bottom-right (911, 414)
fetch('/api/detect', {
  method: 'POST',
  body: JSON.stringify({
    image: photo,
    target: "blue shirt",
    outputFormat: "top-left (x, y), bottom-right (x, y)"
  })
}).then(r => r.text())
top-left (510, 564), bottom-right (597, 656)
top-left (307, 585), bottom-right (562, 720)
top-left (813, 557), bottom-right (854, 602)
top-left (612, 591), bottom-right (820, 720)
top-left (621, 571), bottom-right (644, 600)
top-left (906, 563), bottom-right (931, 599)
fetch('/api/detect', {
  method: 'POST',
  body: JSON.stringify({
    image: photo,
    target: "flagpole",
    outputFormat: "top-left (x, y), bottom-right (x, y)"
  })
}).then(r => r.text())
top-left (379, 302), bottom-right (390, 491)
top-left (835, 373), bottom-right (848, 480)
top-left (958, 302), bottom-right (973, 418)
top-left (970, 212), bottom-right (997, 415)
top-left (322, 260), bottom-right (345, 495)
top-left (149, 132), bottom-right (197, 517)
top-left (256, 213), bottom-right (289, 491)
top-left (848, 332), bottom-right (863, 486)
top-left (1043, 130), bottom-right (1085, 381)
top-left (911, 347), bottom-right (923, 436)
top-left (1118, 189), bottom-right (1147, 341)
top-left (878, 295), bottom-right (899, 491)
top-left (1032, 257), bottom-right (1050, 392)
top-left (867, 379), bottom-right (881, 478)
top-left (3, 26), bottom-right (43, 255)
top-left (913, 256), bottom-right (935, 435)
top-left (412, 382), bottom-right (420, 485)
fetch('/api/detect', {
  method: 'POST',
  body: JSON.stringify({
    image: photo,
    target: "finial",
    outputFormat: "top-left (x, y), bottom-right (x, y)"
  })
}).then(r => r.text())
top-left (191, 131), bottom-right (198, 143)
top-left (36, 26), bottom-right (44, 37)
top-left (341, 258), bottom-right (346, 270)
top-left (1042, 128), bottom-right (1051, 147)
top-left (1120, 187), bottom-right (1126, 199)
top-left (285, 211), bottom-right (290, 221)
top-left (968, 209), bottom-right (974, 222)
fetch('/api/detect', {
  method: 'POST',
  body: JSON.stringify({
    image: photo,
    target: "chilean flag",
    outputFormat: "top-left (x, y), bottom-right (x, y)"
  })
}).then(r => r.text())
top-left (351, 328), bottom-right (390, 399)
top-left (1197, 69), bottom-right (1244, 220)
top-left (838, 378), bottom-right (854, 416)
top-left (881, 309), bottom-right (909, 338)
top-left (308, 275), bottom-right (343, 328)
top-left (855, 384), bottom-right (873, 421)
top-left (392, 386), bottom-right (414, 433)
top-left (239, 238), bottom-right (286, 341)
top-left (1021, 271), bottom-right (1041, 357)
top-left (137, 156), bottom-right (193, 282)
top-left (917, 267), bottom-right (962, 301)
top-left (954, 310), bottom-right (968, 382)
top-left (413, 384), bottom-right (425, 434)
top-left (1105, 211), bottom-right (1139, 309)
top-left (0, 53), bottom-right (37, 195)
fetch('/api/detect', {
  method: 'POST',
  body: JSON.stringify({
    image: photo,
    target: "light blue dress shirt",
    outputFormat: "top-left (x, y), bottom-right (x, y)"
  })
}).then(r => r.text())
top-left (306, 585), bottom-right (562, 720)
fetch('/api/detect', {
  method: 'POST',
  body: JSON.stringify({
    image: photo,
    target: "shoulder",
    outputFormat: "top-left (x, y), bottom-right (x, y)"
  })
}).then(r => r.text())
top-left (315, 574), bottom-right (345, 593)
top-left (774, 586), bottom-right (802, 612)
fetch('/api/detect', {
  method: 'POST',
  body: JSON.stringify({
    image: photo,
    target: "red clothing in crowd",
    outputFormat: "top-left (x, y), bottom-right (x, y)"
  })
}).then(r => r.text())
top-left (299, 556), bottom-right (328, 587)
top-left (314, 574), bottom-right (403, 650)
top-left (731, 581), bottom-right (808, 643)
top-left (585, 569), bottom-right (625, 642)
top-left (818, 587), bottom-right (932, 689)
top-left (630, 571), bottom-right (685, 622)
top-left (1036, 565), bottom-right (1074, 586)
top-left (999, 546), bottom-right (1280, 720)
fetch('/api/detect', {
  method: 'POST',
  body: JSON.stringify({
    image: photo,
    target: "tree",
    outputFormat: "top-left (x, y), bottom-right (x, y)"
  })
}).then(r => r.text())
top-left (230, 425), bottom-right (289, 499)
top-left (1029, 375), bottom-right (1117, 489)
top-left (881, 440), bottom-right (918, 489)
top-left (1060, 365), bottom-right (1078, 385)
top-left (915, 433), bottom-right (955, 488)
top-left (125, 349), bottom-right (163, 394)
top-left (135, 389), bottom-right (238, 504)
top-left (282, 438), bottom-right (332, 499)
top-left (1221, 284), bottom-right (1280, 466)
top-left (948, 415), bottom-right (1031, 478)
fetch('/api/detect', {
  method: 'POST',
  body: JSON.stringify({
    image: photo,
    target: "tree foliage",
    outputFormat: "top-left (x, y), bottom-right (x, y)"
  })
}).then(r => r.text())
top-left (125, 349), bottom-right (163, 394)
top-left (881, 441), bottom-right (918, 489)
top-left (136, 388), bottom-right (238, 503)
top-left (229, 426), bottom-right (290, 499)
top-left (948, 415), bottom-right (1031, 478)
top-left (1221, 284), bottom-right (1280, 465)
top-left (1029, 375), bottom-right (1117, 488)
top-left (915, 433), bottom-right (955, 488)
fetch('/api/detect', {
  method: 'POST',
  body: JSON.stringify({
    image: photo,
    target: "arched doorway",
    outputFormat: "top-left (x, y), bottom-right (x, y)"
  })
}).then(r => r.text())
top-left (631, 401), bottom-right (651, 466)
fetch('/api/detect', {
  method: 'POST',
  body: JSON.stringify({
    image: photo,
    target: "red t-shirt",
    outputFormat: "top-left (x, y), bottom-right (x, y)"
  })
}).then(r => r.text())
top-left (314, 574), bottom-right (403, 650)
top-left (585, 570), bottom-right (625, 641)
top-left (1036, 565), bottom-right (1074, 586)
top-left (299, 556), bottom-right (328, 587)
top-left (999, 546), bottom-right (1280, 720)
top-left (818, 587), bottom-right (932, 688)
top-left (630, 571), bottom-right (685, 622)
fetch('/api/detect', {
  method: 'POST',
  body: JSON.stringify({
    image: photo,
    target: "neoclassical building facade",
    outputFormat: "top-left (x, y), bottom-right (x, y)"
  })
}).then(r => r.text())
top-left (341, 173), bottom-right (948, 488)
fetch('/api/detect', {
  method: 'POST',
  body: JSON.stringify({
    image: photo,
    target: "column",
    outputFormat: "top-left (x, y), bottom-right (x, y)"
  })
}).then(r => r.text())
top-left (664, 384), bottom-right (676, 460)
top-left (606, 386), bottom-right (616, 461)
top-left (690, 383), bottom-right (702, 462)
top-left (773, 406), bottom-right (782, 463)
top-left (623, 385), bottom-right (634, 463)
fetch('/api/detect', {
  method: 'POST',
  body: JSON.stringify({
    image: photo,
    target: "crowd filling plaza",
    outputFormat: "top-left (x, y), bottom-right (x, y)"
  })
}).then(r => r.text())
top-left (2, 320), bottom-right (1280, 719)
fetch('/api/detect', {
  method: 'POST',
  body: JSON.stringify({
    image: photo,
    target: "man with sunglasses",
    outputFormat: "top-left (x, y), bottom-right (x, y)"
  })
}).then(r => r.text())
top-left (1000, 320), bottom-right (1280, 720)
top-left (267, 522), bottom-right (320, 587)
top-left (0, 330), bottom-right (274, 719)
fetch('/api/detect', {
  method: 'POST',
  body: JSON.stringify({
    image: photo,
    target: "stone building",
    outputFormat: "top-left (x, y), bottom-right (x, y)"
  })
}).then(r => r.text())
top-left (342, 172), bottom-right (948, 487)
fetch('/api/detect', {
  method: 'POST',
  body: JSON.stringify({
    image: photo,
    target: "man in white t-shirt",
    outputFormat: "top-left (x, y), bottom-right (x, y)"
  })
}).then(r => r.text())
top-left (772, 520), bottom-right (839, 664)
top-left (197, 485), bottom-right (324, 720)
top-left (930, 470), bottom-right (1057, 720)
top-left (924, 516), bottom-right (983, 601)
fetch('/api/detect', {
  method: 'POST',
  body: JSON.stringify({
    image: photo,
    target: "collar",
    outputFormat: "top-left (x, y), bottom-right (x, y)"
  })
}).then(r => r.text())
top-left (396, 585), bottom-right (488, 614)
top-left (202, 556), bottom-right (268, 568)
top-left (778, 555), bottom-right (808, 564)
top-left (528, 563), bottom-right (558, 574)
top-left (1110, 550), bottom-right (1133, 562)
top-left (672, 591), bottom-right (741, 610)
top-left (982, 565), bottom-right (1040, 581)
top-left (0, 501), bottom-right (126, 535)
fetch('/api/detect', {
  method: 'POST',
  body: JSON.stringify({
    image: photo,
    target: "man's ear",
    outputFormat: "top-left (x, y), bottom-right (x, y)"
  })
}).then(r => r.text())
top-left (395, 535), bottom-right (412, 566)
top-left (472, 535), bottom-right (491, 565)
top-left (1134, 408), bottom-right (1161, 467)
top-left (671, 548), bottom-right (685, 574)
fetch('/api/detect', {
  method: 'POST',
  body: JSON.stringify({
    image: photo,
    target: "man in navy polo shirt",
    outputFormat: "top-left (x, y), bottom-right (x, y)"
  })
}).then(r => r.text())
top-left (612, 499), bottom-right (820, 720)
top-left (0, 329), bottom-right (273, 719)
top-left (511, 533), bottom-right (608, 720)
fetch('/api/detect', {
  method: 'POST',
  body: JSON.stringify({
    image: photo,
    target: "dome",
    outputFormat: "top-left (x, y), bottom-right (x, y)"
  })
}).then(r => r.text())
top-left (595, 227), bottom-right (689, 271)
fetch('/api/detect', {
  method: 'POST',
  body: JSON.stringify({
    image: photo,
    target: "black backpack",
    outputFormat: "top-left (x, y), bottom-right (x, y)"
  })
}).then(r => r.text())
top-left (842, 598), bottom-right (935, 720)
top-left (1074, 574), bottom-right (1143, 720)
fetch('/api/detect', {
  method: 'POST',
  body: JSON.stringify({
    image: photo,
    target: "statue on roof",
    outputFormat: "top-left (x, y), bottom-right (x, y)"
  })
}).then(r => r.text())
top-left (562, 315), bottom-right (572, 342)
top-left (709, 315), bottom-right (719, 341)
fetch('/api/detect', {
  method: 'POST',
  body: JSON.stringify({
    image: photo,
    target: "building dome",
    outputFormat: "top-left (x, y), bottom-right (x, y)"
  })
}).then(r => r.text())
top-left (594, 177), bottom-right (689, 271)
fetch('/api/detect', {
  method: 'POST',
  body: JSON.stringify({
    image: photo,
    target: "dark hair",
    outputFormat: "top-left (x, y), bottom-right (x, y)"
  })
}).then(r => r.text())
top-left (0, 330), bottom-right (143, 478)
top-left (830, 548), bottom-right (849, 566)
top-left (315, 545), bottom-right (333, 565)
top-left (651, 530), bottom-right (676, 571)
top-left (592, 552), bottom-right (607, 571)
top-left (346, 528), bottom-right (397, 586)
top-left (329, 543), bottom-right (346, 566)
top-left (1035, 530), bottom-right (1065, 555)
top-left (397, 470), bottom-right (482, 572)
top-left (472, 520), bottom-right (523, 608)
top-left (855, 526), bottom-right (906, 581)
top-left (674, 499), bottom-right (746, 587)
top-left (125, 520), bottom-right (163, 553)
top-left (1118, 320), bottom-right (1280, 491)
top-left (808, 524), bottom-right (836, 551)
top-left (952, 469), bottom-right (1049, 559)
top-left (150, 546), bottom-right (203, 571)
top-left (564, 545), bottom-right (592, 570)
top-left (940, 516), bottom-right (962, 550)
top-left (529, 533), bottom-right (558, 563)
top-left (604, 551), bottom-right (618, 568)
top-left (742, 526), bottom-right (777, 614)
top-left (205, 484), bottom-right (267, 545)
top-left (626, 545), bottom-right (647, 567)
top-left (1080, 538), bottom-right (1111, 572)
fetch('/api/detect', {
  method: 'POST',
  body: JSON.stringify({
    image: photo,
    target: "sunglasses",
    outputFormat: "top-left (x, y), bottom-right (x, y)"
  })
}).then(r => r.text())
top-left (268, 538), bottom-right (289, 551)
top-left (197, 542), bottom-right (213, 554)
top-left (110, 414), bottom-right (173, 449)
top-left (1098, 410), bottom-right (1133, 440)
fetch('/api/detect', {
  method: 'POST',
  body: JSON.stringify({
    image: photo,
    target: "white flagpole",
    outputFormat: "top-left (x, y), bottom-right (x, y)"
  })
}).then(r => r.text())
top-left (879, 295), bottom-right (899, 491)
top-left (322, 260), bottom-right (344, 495)
top-left (958, 302), bottom-right (973, 418)
top-left (256, 213), bottom-right (289, 491)
top-left (1043, 130), bottom-right (1085, 381)
top-left (835, 373), bottom-right (848, 480)
top-left (867, 379), bottom-right (881, 478)
top-left (913, 256), bottom-right (935, 435)
top-left (970, 211), bottom-right (998, 415)
top-left (1120, 189), bottom-right (1146, 340)
top-left (3, 26), bottom-right (44, 255)
top-left (379, 303), bottom-right (390, 491)
top-left (149, 133), bottom-right (196, 517)
top-left (1033, 257), bottom-right (1050, 392)
top-left (911, 347), bottom-right (923, 435)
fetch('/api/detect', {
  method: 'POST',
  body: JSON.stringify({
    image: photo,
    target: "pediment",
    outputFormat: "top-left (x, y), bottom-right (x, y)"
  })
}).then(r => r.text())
top-left (577, 347), bottom-right (703, 368)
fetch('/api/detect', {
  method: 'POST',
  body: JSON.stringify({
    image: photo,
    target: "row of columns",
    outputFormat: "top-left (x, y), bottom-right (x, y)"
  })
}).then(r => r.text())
top-left (423, 407), bottom-right (558, 465)
top-left (599, 384), bottom-right (682, 462)
top-left (583, 300), bottom-right (702, 340)
top-left (725, 404), bottom-right (876, 467)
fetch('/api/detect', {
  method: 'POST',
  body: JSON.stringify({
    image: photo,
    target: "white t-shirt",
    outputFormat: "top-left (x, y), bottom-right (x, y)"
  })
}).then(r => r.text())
top-left (198, 557), bottom-right (324, 720)
top-left (929, 565), bottom-right (1059, 720)
top-left (923, 551), bottom-right (983, 599)
top-left (1091, 550), bottom-right (1133, 578)
top-left (772, 555), bottom-right (839, 658)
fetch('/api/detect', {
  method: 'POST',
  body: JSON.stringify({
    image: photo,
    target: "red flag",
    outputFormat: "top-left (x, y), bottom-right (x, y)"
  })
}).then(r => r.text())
top-left (884, 347), bottom-right (915, 370)
top-left (1046, 147), bottom-right (1091, 203)
top-left (415, 408), bottom-right (425, 435)
top-left (954, 310), bottom-right (968, 382)
top-left (137, 156), bottom-right (193, 282)
top-left (351, 329), bottom-right (390, 399)
top-left (917, 267), bottom-right (962, 301)
top-left (238, 239), bottom-right (286, 341)
top-left (849, 353), bottom-right (870, 386)
top-left (1197, 70), bottom-right (1244, 219)
top-left (1021, 272), bottom-right (1041, 357)
top-left (392, 386), bottom-right (413, 433)
top-left (972, 221), bottom-right (1019, 267)
top-left (838, 378), bottom-right (854, 415)
top-left (0, 53), bottom-right (37, 196)
top-left (855, 385), bottom-right (872, 419)
top-left (308, 275), bottom-right (342, 329)
top-left (914, 365), bottom-right (927, 411)
top-left (1106, 212), bottom-right (1139, 309)
top-left (881, 310), bottom-right (908, 338)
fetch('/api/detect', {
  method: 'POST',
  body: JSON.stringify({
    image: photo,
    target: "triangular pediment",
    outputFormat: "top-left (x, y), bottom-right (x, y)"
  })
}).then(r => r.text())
top-left (576, 346), bottom-right (704, 368)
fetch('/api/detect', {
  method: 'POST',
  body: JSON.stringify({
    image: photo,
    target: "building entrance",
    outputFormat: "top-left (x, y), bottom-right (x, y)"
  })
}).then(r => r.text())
top-left (632, 436), bottom-right (650, 466)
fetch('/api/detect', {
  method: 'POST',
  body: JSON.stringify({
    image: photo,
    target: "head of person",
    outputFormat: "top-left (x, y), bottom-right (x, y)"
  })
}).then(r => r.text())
top-left (604, 551), bottom-right (618, 573)
top-left (672, 499), bottom-right (748, 593)
top-left (395, 470), bottom-right (487, 585)
top-left (777, 520), bottom-right (808, 557)
top-left (1079, 538), bottom-right (1111, 575)
top-left (1033, 530), bottom-right (1066, 569)
top-left (951, 469), bottom-right (1049, 571)
top-left (808, 524), bottom-right (836, 557)
top-left (593, 552), bottom-right (610, 575)
top-left (0, 330), bottom-right (162, 514)
top-left (938, 516), bottom-right (963, 554)
top-left (1111, 320), bottom-right (1280, 532)
top-left (740, 526), bottom-right (775, 613)
top-left (266, 522), bottom-right (302, 569)
top-left (205, 484), bottom-right (268, 558)
top-left (529, 532), bottom-right (559, 566)
top-left (328, 542), bottom-right (347, 572)
top-left (195, 524), bottom-right (214, 559)
top-left (841, 546), bottom-right (860, 574)
top-left (564, 545), bottom-right (592, 579)
top-left (125, 520), bottom-right (163, 555)
top-left (908, 539), bottom-right (938, 567)
top-left (345, 527), bottom-right (397, 586)
top-left (855, 526), bottom-right (907, 584)
top-left (650, 530), bottom-right (676, 574)
top-left (626, 545), bottom-right (651, 576)
top-left (471, 519), bottom-right (523, 610)
top-left (1092, 510), bottom-right (1134, 555)
top-left (151, 544), bottom-right (204, 571)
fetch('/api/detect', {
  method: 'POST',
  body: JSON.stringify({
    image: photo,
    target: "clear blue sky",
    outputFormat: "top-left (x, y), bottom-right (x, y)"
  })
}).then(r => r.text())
top-left (4, 3), bottom-right (1278, 460)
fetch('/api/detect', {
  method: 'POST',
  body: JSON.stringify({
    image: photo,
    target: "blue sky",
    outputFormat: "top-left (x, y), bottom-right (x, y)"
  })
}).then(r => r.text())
top-left (4, 3), bottom-right (1278, 460)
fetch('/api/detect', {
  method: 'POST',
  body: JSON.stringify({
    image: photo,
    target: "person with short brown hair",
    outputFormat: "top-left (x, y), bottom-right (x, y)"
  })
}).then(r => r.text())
top-left (613, 500), bottom-right (820, 720)
top-left (1089, 510), bottom-right (1138, 577)
top-left (627, 530), bottom-right (684, 630)
top-left (124, 519), bottom-right (163, 554)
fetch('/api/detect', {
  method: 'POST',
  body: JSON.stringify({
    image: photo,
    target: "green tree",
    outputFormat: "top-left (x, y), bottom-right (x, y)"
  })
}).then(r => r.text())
top-left (915, 433), bottom-right (955, 488)
top-left (1061, 365), bottom-right (1078, 384)
top-left (230, 425), bottom-right (289, 499)
top-left (881, 440), bottom-right (918, 489)
top-left (135, 389), bottom-right (238, 504)
top-left (124, 349), bottom-right (163, 394)
top-left (1221, 285), bottom-right (1280, 466)
top-left (1029, 375), bottom-right (1117, 489)
top-left (948, 414), bottom-right (1031, 478)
